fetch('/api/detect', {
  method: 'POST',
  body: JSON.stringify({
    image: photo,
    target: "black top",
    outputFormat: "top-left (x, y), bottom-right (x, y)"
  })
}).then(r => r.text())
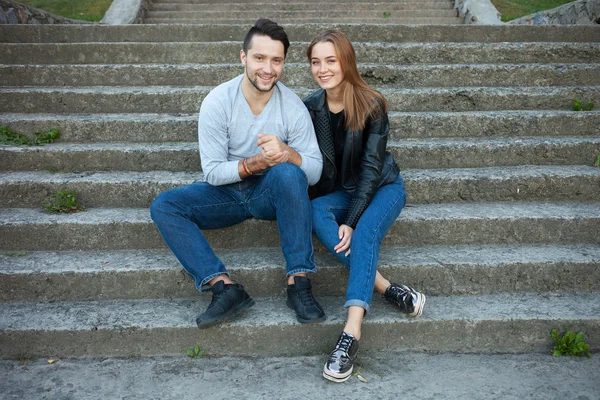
top-left (329, 110), bottom-right (346, 188)
top-left (304, 89), bottom-right (399, 228)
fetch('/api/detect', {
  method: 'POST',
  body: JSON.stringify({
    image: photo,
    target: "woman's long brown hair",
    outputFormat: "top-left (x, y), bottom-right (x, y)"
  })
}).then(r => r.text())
top-left (306, 29), bottom-right (388, 131)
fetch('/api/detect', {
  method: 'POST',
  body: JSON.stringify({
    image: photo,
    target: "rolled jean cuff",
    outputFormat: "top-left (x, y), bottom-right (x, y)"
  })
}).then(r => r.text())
top-left (286, 267), bottom-right (317, 277)
top-left (199, 271), bottom-right (231, 292)
top-left (344, 299), bottom-right (370, 314)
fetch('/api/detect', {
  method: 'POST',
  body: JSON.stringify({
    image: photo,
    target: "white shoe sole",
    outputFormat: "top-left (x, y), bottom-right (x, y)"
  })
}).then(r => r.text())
top-left (322, 366), bottom-right (352, 383)
top-left (407, 291), bottom-right (426, 317)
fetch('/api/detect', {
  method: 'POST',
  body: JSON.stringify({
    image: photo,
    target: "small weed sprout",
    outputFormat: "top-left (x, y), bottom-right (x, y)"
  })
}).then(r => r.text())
top-left (552, 329), bottom-right (592, 358)
top-left (594, 155), bottom-right (600, 168)
top-left (572, 99), bottom-right (594, 112)
top-left (42, 190), bottom-right (85, 214)
top-left (186, 345), bottom-right (205, 358)
top-left (383, 12), bottom-right (391, 18)
top-left (1, 126), bottom-right (61, 146)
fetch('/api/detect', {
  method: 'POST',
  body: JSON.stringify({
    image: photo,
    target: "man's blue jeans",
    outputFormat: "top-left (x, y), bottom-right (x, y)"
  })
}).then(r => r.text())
top-left (311, 175), bottom-right (406, 313)
top-left (150, 163), bottom-right (316, 291)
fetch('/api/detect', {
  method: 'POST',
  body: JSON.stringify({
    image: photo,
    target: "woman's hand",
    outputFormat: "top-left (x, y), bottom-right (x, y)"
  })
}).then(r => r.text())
top-left (334, 224), bottom-right (353, 257)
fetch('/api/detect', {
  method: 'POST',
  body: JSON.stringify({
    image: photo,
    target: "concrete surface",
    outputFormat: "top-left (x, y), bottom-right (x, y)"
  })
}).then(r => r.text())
top-left (1, 24), bottom-right (599, 44)
top-left (1, 244), bottom-right (600, 301)
top-left (3, 42), bottom-right (600, 65)
top-left (2, 86), bottom-right (600, 114)
top-left (1, 136), bottom-right (599, 171)
top-left (1, 165), bottom-right (599, 207)
top-left (1, 292), bottom-right (599, 357)
top-left (3, 63), bottom-right (599, 88)
top-left (2, 111), bottom-right (599, 142)
top-left (1, 352), bottom-right (599, 399)
top-left (1, 202), bottom-right (599, 250)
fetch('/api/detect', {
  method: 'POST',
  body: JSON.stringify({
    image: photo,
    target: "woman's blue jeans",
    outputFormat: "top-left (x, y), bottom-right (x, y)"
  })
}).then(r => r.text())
top-left (311, 175), bottom-right (406, 313)
top-left (150, 163), bottom-right (316, 292)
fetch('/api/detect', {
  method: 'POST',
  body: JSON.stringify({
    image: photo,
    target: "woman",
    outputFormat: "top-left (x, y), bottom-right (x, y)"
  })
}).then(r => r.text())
top-left (304, 30), bottom-right (426, 383)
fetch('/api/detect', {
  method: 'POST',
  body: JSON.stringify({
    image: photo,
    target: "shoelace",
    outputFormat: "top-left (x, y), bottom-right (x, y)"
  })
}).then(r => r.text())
top-left (330, 334), bottom-right (354, 362)
top-left (387, 285), bottom-right (411, 308)
top-left (296, 286), bottom-right (317, 306)
top-left (207, 290), bottom-right (225, 310)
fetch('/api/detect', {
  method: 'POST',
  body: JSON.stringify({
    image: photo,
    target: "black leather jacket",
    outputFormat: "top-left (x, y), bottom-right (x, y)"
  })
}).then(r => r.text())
top-left (304, 89), bottom-right (400, 228)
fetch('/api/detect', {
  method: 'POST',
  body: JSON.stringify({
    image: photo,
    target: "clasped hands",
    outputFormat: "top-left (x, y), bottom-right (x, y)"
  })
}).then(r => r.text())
top-left (257, 133), bottom-right (290, 166)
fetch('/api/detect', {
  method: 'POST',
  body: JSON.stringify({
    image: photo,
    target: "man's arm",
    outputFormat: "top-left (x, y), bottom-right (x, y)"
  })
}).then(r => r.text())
top-left (198, 96), bottom-right (242, 186)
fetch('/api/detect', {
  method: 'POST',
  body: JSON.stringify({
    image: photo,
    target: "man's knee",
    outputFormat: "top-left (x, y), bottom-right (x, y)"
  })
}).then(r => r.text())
top-left (268, 163), bottom-right (307, 186)
top-left (150, 190), bottom-right (178, 221)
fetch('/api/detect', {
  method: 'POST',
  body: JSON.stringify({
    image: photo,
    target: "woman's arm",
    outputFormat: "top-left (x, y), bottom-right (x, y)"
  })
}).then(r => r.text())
top-left (343, 105), bottom-right (390, 229)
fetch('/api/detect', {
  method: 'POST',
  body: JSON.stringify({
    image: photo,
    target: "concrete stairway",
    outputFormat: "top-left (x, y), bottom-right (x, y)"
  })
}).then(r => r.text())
top-left (0, 23), bottom-right (599, 359)
top-left (144, 0), bottom-right (463, 24)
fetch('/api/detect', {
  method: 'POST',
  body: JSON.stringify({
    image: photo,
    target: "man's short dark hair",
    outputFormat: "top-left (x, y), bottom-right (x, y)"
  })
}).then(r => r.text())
top-left (242, 19), bottom-right (290, 58)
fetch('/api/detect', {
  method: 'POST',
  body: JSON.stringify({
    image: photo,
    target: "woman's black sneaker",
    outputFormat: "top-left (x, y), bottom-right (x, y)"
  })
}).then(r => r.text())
top-left (286, 276), bottom-right (326, 323)
top-left (384, 283), bottom-right (426, 317)
top-left (196, 280), bottom-right (255, 329)
top-left (323, 331), bottom-right (359, 383)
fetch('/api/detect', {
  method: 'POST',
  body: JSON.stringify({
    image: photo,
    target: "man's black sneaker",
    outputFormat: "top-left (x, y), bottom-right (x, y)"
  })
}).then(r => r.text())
top-left (286, 276), bottom-right (326, 323)
top-left (323, 331), bottom-right (359, 383)
top-left (196, 280), bottom-right (255, 329)
top-left (383, 283), bottom-right (426, 317)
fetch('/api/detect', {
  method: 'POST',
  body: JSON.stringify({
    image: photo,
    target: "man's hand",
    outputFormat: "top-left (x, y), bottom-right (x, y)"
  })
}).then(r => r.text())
top-left (257, 134), bottom-right (290, 166)
top-left (334, 224), bottom-right (353, 257)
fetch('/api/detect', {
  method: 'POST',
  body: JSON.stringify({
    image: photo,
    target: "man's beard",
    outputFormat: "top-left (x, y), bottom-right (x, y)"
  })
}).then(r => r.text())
top-left (246, 69), bottom-right (278, 93)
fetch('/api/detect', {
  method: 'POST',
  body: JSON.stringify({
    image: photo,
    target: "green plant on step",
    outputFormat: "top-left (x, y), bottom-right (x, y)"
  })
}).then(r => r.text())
top-left (352, 366), bottom-right (368, 383)
top-left (0, 125), bottom-right (61, 146)
top-left (572, 99), bottom-right (594, 112)
top-left (551, 329), bottom-right (592, 358)
top-left (186, 345), bottom-right (205, 358)
top-left (42, 190), bottom-right (85, 214)
top-left (383, 12), bottom-right (391, 18)
top-left (594, 155), bottom-right (600, 168)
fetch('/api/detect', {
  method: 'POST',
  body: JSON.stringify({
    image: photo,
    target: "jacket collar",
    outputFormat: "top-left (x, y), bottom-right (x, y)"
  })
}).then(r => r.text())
top-left (304, 89), bottom-right (327, 112)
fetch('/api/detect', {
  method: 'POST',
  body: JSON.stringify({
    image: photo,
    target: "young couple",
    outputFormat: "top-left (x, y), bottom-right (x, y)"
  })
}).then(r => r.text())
top-left (150, 19), bottom-right (426, 383)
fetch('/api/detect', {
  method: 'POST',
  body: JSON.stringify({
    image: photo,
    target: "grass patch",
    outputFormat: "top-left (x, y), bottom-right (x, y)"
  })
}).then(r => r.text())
top-left (552, 329), bottom-right (592, 358)
top-left (186, 345), bottom-right (205, 358)
top-left (17, 0), bottom-right (112, 22)
top-left (491, 0), bottom-right (576, 21)
top-left (1, 125), bottom-right (61, 146)
top-left (42, 190), bottom-right (85, 214)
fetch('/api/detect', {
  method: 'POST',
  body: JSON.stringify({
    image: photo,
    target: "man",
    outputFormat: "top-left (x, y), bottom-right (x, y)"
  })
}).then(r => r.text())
top-left (150, 19), bottom-right (325, 328)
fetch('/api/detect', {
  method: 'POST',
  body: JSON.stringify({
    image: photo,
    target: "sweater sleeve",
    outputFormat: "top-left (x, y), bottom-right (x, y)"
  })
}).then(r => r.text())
top-left (198, 94), bottom-right (241, 186)
top-left (287, 106), bottom-right (323, 185)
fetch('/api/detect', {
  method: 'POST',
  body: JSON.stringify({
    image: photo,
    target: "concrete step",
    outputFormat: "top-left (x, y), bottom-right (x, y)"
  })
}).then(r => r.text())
top-left (2, 166), bottom-right (598, 208)
top-left (2, 86), bottom-right (599, 113)
top-left (0, 292), bottom-right (598, 357)
top-left (2, 111), bottom-right (598, 142)
top-left (144, 10), bottom-right (459, 19)
top-left (2, 244), bottom-right (599, 302)
top-left (150, 2), bottom-right (455, 11)
top-left (142, 17), bottom-right (464, 24)
top-left (3, 63), bottom-right (598, 88)
top-left (2, 137), bottom-right (598, 172)
top-left (2, 25), bottom-right (599, 44)
top-left (3, 42), bottom-right (599, 65)
top-left (2, 353), bottom-right (599, 399)
top-left (1, 202), bottom-right (598, 251)
top-left (151, 0), bottom-right (454, 3)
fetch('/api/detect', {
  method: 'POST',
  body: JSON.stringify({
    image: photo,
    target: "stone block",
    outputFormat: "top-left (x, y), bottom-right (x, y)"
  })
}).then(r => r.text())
top-left (6, 8), bottom-right (17, 24)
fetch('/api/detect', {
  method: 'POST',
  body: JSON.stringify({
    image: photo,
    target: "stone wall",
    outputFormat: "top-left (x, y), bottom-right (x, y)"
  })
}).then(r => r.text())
top-left (509, 0), bottom-right (600, 25)
top-left (0, 0), bottom-right (89, 24)
top-left (454, 0), bottom-right (503, 24)
top-left (100, 0), bottom-right (151, 24)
